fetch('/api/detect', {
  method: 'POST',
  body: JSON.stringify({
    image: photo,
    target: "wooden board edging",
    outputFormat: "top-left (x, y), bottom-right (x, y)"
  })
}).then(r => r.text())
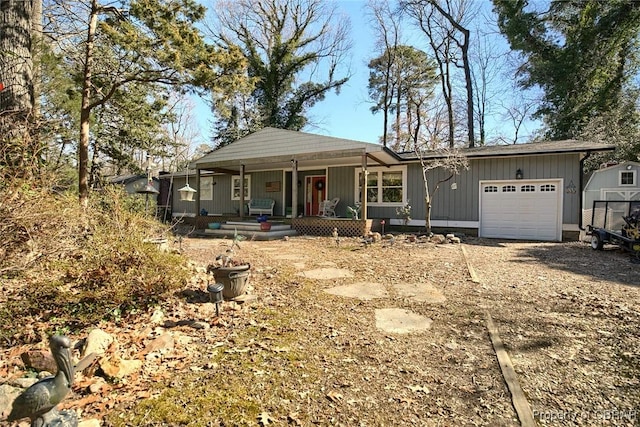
top-left (486, 312), bottom-right (537, 427)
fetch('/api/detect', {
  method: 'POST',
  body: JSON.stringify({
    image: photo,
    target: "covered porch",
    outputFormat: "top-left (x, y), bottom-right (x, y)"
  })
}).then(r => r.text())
top-left (188, 127), bottom-right (401, 223)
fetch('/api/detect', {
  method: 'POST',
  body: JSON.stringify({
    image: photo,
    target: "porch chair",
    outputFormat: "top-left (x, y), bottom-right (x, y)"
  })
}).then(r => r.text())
top-left (319, 197), bottom-right (339, 217)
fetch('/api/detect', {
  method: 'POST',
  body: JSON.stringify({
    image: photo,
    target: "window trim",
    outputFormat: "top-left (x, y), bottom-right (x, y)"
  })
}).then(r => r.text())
top-left (355, 166), bottom-right (407, 207)
top-left (231, 175), bottom-right (251, 201)
top-left (619, 170), bottom-right (636, 187)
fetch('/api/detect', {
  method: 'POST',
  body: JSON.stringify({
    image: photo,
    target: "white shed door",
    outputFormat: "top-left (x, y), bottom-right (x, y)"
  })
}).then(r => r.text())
top-left (480, 180), bottom-right (563, 241)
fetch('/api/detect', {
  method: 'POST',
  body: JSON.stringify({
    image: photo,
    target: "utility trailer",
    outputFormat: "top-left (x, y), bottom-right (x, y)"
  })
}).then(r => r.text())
top-left (586, 200), bottom-right (640, 260)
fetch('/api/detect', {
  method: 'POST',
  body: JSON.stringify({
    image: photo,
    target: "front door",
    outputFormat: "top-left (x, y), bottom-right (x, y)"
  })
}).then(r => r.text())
top-left (305, 176), bottom-right (326, 216)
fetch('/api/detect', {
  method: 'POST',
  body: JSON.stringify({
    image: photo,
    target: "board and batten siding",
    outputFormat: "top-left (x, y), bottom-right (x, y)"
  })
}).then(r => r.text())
top-left (250, 170), bottom-right (284, 215)
top-left (405, 153), bottom-right (581, 227)
top-left (327, 166), bottom-right (356, 218)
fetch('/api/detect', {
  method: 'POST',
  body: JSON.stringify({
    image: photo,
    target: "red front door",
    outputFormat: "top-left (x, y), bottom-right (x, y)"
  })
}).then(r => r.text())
top-left (305, 176), bottom-right (326, 216)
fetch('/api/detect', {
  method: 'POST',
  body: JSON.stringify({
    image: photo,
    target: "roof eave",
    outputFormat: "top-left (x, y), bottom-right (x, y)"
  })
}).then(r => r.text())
top-left (398, 144), bottom-right (616, 162)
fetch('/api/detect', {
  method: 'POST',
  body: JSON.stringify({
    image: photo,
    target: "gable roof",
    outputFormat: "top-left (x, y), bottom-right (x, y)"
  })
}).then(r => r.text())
top-left (396, 140), bottom-right (615, 160)
top-left (589, 160), bottom-right (640, 173)
top-left (195, 127), bottom-right (400, 172)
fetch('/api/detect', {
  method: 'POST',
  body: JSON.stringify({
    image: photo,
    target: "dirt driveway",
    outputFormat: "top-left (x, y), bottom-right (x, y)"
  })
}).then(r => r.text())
top-left (149, 235), bottom-right (638, 427)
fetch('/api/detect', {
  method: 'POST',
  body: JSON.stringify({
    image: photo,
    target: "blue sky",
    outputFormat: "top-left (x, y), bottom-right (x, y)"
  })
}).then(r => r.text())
top-left (305, 1), bottom-right (380, 143)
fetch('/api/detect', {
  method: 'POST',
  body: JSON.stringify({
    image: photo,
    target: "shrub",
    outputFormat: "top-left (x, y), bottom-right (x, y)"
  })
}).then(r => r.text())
top-left (0, 180), bottom-right (190, 345)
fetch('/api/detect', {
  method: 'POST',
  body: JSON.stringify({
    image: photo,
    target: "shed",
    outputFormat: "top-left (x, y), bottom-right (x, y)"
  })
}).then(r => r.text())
top-left (582, 161), bottom-right (640, 233)
top-left (109, 174), bottom-right (159, 195)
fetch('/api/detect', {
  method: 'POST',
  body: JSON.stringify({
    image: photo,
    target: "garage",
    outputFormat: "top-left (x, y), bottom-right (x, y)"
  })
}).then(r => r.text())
top-left (479, 179), bottom-right (563, 241)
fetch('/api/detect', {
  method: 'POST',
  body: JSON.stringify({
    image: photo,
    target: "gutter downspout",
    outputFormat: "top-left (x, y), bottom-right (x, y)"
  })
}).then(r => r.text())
top-left (578, 151), bottom-right (593, 231)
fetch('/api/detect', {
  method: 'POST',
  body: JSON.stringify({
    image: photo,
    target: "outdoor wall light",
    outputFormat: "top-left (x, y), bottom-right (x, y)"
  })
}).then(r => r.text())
top-left (207, 282), bottom-right (224, 316)
top-left (627, 164), bottom-right (633, 170)
top-left (515, 169), bottom-right (523, 180)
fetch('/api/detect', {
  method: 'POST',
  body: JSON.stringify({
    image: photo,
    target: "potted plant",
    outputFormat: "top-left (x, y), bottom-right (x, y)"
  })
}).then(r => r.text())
top-left (347, 203), bottom-right (361, 220)
top-left (206, 229), bottom-right (250, 299)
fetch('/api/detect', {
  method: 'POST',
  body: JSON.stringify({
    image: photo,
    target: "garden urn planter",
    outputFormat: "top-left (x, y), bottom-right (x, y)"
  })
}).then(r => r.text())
top-left (210, 264), bottom-right (250, 299)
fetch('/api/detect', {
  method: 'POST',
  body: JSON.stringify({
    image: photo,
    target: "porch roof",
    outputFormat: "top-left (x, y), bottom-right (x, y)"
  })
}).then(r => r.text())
top-left (194, 127), bottom-right (401, 173)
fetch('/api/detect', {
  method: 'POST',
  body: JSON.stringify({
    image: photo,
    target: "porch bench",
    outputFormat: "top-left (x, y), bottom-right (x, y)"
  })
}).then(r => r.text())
top-left (248, 198), bottom-right (275, 216)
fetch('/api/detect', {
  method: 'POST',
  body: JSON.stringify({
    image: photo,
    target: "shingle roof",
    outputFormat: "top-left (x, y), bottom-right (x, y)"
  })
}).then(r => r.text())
top-left (195, 127), bottom-right (391, 165)
top-left (396, 140), bottom-right (615, 160)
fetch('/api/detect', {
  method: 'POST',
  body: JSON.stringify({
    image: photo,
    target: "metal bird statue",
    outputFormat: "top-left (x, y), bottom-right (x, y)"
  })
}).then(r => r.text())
top-left (8, 335), bottom-right (77, 427)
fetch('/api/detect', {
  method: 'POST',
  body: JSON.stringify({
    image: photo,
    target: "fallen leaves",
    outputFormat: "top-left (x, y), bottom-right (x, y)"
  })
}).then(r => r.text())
top-left (326, 390), bottom-right (343, 403)
top-left (3, 237), bottom-right (639, 426)
top-left (257, 411), bottom-right (275, 425)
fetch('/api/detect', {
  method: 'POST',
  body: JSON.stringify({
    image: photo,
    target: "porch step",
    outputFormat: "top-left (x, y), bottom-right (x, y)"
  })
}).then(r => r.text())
top-left (222, 221), bottom-right (291, 232)
top-left (200, 220), bottom-right (297, 240)
top-left (201, 228), bottom-right (298, 240)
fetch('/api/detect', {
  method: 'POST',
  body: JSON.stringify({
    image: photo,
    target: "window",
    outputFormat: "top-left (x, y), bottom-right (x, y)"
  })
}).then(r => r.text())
top-left (357, 167), bottom-right (406, 205)
top-left (502, 185), bottom-right (516, 192)
top-left (381, 171), bottom-right (403, 202)
top-left (540, 184), bottom-right (556, 192)
top-left (620, 170), bottom-right (636, 186)
top-left (521, 185), bottom-right (535, 192)
top-left (231, 175), bottom-right (250, 200)
top-left (484, 185), bottom-right (498, 193)
top-left (200, 176), bottom-right (213, 201)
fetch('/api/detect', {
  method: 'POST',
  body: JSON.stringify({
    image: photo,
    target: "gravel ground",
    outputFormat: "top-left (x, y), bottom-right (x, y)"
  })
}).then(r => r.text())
top-left (172, 234), bottom-right (640, 426)
top-left (7, 234), bottom-right (637, 426)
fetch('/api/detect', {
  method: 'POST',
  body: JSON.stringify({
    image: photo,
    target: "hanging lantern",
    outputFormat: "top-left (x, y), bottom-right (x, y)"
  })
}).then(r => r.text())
top-left (178, 183), bottom-right (197, 201)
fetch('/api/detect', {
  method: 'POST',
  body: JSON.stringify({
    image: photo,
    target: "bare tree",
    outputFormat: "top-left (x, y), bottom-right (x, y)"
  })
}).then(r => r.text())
top-left (402, 0), bottom-right (476, 148)
top-left (415, 147), bottom-right (468, 235)
top-left (470, 29), bottom-right (504, 146)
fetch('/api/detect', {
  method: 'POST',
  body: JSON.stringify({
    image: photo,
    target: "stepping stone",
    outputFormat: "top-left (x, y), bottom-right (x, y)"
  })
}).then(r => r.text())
top-left (375, 308), bottom-right (433, 333)
top-left (324, 282), bottom-right (388, 300)
top-left (298, 268), bottom-right (354, 280)
top-left (393, 282), bottom-right (446, 303)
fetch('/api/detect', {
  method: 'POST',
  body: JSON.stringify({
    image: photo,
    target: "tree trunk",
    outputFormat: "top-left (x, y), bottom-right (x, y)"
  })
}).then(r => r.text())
top-left (444, 59), bottom-right (454, 148)
top-left (79, 0), bottom-right (99, 207)
top-left (31, 0), bottom-right (44, 151)
top-left (424, 196), bottom-right (432, 235)
top-left (0, 0), bottom-right (33, 114)
top-left (0, 0), bottom-right (37, 175)
top-left (460, 28), bottom-right (474, 148)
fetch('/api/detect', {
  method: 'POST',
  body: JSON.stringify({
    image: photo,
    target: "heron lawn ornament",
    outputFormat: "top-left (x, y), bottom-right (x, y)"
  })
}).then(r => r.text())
top-left (8, 335), bottom-right (78, 426)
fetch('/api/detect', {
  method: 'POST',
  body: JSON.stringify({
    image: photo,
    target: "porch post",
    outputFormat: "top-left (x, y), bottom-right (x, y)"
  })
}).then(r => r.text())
top-left (239, 164), bottom-right (245, 219)
top-left (291, 159), bottom-right (298, 218)
top-left (361, 151), bottom-right (368, 221)
top-left (195, 168), bottom-right (201, 216)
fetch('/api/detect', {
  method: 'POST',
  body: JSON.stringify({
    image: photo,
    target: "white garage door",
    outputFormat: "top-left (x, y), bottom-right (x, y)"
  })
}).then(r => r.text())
top-left (480, 179), bottom-right (563, 241)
